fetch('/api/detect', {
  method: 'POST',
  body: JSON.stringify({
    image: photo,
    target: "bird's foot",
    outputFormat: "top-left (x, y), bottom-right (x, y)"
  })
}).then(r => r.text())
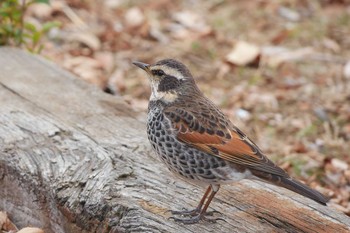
top-left (169, 213), bottom-right (225, 224)
top-left (170, 207), bottom-right (200, 216)
top-left (170, 208), bottom-right (221, 216)
top-left (171, 208), bottom-right (221, 217)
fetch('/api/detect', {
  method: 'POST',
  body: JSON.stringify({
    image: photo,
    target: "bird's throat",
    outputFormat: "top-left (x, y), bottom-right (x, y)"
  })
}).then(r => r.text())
top-left (150, 91), bottom-right (178, 103)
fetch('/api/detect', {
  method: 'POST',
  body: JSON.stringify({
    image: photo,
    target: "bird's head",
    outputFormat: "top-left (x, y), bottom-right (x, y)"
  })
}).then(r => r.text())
top-left (133, 59), bottom-right (198, 103)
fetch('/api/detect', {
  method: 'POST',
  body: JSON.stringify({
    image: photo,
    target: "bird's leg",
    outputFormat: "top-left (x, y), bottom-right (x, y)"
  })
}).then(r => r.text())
top-left (199, 185), bottom-right (219, 216)
top-left (171, 186), bottom-right (211, 216)
top-left (171, 185), bottom-right (225, 224)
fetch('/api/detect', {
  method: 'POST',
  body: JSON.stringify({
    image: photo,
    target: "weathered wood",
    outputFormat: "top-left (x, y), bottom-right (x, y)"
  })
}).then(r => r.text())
top-left (0, 47), bottom-right (349, 233)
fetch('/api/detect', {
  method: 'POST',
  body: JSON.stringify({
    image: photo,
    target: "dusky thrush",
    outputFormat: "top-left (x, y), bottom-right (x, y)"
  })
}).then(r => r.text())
top-left (133, 59), bottom-right (328, 224)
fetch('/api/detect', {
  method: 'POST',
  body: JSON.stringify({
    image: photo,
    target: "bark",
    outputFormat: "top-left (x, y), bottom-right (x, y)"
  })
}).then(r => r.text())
top-left (0, 48), bottom-right (349, 233)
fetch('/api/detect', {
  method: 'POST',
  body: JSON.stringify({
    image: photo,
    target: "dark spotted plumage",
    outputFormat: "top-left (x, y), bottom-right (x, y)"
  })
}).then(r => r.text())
top-left (133, 59), bottom-right (328, 224)
top-left (147, 101), bottom-right (228, 183)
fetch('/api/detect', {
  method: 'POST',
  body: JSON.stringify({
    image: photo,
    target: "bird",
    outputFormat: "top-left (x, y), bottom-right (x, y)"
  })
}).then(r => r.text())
top-left (132, 59), bottom-right (328, 224)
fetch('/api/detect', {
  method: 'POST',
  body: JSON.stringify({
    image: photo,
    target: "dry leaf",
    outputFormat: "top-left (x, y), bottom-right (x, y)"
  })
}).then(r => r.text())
top-left (331, 158), bottom-right (349, 171)
top-left (216, 62), bottom-right (230, 79)
top-left (149, 21), bottom-right (169, 43)
top-left (0, 211), bottom-right (18, 231)
top-left (95, 51), bottom-right (115, 73)
top-left (125, 7), bottom-right (145, 28)
top-left (343, 60), bottom-right (350, 79)
top-left (261, 46), bottom-right (314, 67)
top-left (293, 141), bottom-right (308, 153)
top-left (0, 212), bottom-right (6, 229)
top-left (67, 32), bottom-right (101, 51)
top-left (29, 3), bottom-right (53, 19)
top-left (271, 29), bottom-right (290, 44)
top-left (173, 11), bottom-right (210, 32)
top-left (104, 0), bottom-right (124, 9)
top-left (17, 227), bottom-right (44, 233)
top-left (246, 92), bottom-right (279, 110)
top-left (322, 38), bottom-right (340, 53)
top-left (63, 56), bottom-right (105, 87)
top-left (235, 108), bottom-right (251, 121)
top-left (226, 41), bottom-right (260, 66)
top-left (278, 6), bottom-right (301, 22)
top-left (108, 69), bottom-right (126, 95)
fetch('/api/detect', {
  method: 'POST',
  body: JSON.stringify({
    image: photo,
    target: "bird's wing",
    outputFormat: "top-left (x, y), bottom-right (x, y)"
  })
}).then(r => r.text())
top-left (164, 104), bottom-right (288, 177)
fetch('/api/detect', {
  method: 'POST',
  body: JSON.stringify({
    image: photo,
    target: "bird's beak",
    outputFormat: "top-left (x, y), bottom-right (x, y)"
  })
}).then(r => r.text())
top-left (132, 61), bottom-right (150, 73)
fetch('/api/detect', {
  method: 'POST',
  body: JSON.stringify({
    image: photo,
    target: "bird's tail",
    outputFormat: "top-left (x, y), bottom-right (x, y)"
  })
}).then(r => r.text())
top-left (278, 176), bottom-right (328, 205)
top-left (252, 170), bottom-right (328, 205)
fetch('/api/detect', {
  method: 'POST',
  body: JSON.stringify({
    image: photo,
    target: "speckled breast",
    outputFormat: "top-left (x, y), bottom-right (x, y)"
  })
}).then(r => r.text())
top-left (146, 101), bottom-right (231, 184)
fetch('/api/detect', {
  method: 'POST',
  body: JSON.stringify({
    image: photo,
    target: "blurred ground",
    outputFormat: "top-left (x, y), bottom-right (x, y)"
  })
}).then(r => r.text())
top-left (24, 0), bottom-right (350, 215)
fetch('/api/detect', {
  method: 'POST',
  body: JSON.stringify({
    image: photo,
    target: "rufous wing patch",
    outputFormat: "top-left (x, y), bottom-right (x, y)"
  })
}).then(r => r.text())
top-left (176, 124), bottom-right (224, 144)
top-left (165, 105), bottom-right (288, 177)
top-left (177, 127), bottom-right (260, 161)
top-left (214, 131), bottom-right (258, 158)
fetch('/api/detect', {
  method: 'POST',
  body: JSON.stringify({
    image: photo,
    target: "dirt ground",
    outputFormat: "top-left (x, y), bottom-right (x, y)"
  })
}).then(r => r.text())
top-left (21, 0), bottom-right (350, 215)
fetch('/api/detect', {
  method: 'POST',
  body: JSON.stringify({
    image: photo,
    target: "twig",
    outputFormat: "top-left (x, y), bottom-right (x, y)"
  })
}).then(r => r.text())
top-left (62, 4), bottom-right (87, 29)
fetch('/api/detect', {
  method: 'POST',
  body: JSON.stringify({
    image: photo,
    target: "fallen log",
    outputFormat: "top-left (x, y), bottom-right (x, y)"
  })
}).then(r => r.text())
top-left (0, 48), bottom-right (349, 233)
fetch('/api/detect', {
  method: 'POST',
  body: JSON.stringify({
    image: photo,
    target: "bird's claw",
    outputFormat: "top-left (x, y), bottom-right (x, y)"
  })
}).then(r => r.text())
top-left (169, 214), bottom-right (225, 224)
top-left (170, 207), bottom-right (200, 216)
top-left (170, 208), bottom-right (221, 217)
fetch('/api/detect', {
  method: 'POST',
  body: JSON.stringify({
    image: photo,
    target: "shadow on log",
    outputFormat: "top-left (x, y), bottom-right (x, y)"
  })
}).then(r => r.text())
top-left (0, 48), bottom-right (349, 233)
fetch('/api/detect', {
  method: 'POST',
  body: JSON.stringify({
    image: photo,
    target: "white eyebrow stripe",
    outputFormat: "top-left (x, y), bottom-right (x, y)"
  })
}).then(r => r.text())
top-left (150, 66), bottom-right (186, 80)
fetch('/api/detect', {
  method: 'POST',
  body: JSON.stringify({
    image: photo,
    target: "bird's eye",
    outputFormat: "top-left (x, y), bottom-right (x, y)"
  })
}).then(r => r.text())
top-left (152, 69), bottom-right (165, 76)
